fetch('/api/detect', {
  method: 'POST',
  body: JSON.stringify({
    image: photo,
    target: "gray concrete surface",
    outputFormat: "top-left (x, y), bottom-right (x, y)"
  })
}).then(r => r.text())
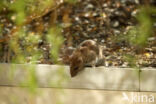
top-left (140, 67), bottom-right (156, 92)
top-left (0, 86), bottom-right (155, 104)
top-left (0, 64), bottom-right (155, 92)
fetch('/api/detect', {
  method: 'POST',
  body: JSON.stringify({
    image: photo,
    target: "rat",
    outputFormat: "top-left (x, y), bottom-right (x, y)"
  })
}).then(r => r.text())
top-left (70, 40), bottom-right (104, 77)
top-left (60, 46), bottom-right (75, 64)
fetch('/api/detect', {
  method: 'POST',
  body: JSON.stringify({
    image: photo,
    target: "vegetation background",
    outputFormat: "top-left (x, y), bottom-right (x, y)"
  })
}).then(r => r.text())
top-left (0, 0), bottom-right (155, 103)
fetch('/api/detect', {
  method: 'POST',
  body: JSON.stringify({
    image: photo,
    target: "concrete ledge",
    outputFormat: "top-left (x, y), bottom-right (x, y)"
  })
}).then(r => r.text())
top-left (0, 64), bottom-right (155, 91)
top-left (140, 67), bottom-right (156, 92)
top-left (67, 67), bottom-right (139, 91)
top-left (0, 86), bottom-right (156, 104)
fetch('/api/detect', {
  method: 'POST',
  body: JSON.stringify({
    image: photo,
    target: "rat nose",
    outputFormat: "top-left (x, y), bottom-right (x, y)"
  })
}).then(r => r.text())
top-left (70, 69), bottom-right (78, 77)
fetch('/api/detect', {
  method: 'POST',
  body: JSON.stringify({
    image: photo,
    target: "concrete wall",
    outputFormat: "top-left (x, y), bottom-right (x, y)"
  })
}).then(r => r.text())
top-left (0, 87), bottom-right (156, 104)
top-left (0, 64), bottom-right (155, 91)
top-left (0, 64), bottom-right (156, 104)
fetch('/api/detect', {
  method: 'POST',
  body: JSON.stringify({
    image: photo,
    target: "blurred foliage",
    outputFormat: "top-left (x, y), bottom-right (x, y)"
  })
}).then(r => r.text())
top-left (0, 0), bottom-right (155, 103)
top-left (0, 0), bottom-right (73, 100)
top-left (65, 0), bottom-right (77, 4)
top-left (25, 0), bottom-right (54, 15)
top-left (127, 6), bottom-right (156, 47)
top-left (10, 0), bottom-right (26, 24)
top-left (47, 26), bottom-right (64, 63)
top-left (24, 65), bottom-right (38, 93)
top-left (9, 0), bottom-right (55, 24)
top-left (123, 6), bottom-right (156, 68)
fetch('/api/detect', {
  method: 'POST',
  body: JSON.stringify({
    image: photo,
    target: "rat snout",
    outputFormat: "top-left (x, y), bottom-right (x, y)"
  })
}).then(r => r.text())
top-left (70, 66), bottom-right (79, 77)
top-left (70, 63), bottom-right (83, 77)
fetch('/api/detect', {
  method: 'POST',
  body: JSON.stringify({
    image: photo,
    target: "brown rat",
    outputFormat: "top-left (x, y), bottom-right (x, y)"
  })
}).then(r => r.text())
top-left (79, 39), bottom-right (99, 55)
top-left (70, 46), bottom-right (97, 77)
top-left (70, 40), bottom-right (103, 77)
top-left (60, 47), bottom-right (75, 64)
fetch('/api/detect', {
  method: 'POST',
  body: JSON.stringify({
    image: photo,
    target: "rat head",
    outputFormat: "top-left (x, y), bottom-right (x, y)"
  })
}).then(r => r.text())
top-left (70, 53), bottom-right (84, 77)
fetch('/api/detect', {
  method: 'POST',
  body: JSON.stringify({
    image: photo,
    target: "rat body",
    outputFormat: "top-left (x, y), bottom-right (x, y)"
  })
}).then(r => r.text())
top-left (70, 40), bottom-right (104, 77)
